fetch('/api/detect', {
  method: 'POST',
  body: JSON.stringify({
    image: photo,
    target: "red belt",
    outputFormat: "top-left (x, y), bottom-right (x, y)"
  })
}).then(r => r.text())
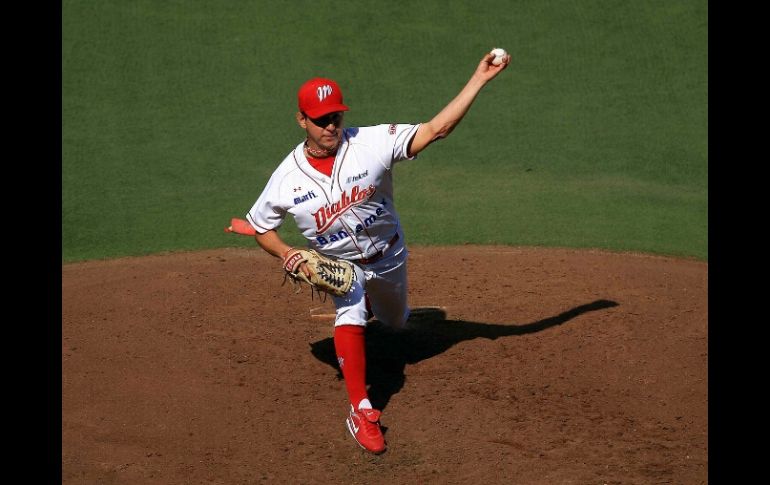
top-left (356, 233), bottom-right (400, 264)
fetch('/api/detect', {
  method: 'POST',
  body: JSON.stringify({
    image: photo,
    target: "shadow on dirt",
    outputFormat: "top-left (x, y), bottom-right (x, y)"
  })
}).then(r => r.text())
top-left (309, 299), bottom-right (619, 411)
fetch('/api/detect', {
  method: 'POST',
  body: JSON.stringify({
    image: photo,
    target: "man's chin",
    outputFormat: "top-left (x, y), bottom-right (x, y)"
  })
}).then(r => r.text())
top-left (321, 139), bottom-right (341, 151)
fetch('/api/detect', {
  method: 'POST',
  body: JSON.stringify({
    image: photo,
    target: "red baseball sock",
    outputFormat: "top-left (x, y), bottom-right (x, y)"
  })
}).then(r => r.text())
top-left (334, 324), bottom-right (369, 409)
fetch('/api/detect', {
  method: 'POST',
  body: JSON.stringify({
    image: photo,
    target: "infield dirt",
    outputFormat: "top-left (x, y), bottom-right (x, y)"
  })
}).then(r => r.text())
top-left (62, 246), bottom-right (707, 484)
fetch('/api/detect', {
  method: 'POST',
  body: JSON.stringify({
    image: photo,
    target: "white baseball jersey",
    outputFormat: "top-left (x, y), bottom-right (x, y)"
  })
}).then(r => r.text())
top-left (247, 123), bottom-right (420, 261)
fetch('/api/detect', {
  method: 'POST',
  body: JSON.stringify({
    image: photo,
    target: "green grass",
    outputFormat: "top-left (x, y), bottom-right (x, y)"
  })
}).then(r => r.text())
top-left (62, 0), bottom-right (707, 262)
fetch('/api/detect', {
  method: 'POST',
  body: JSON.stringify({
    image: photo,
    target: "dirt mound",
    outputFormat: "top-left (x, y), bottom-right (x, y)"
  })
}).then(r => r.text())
top-left (62, 246), bottom-right (707, 484)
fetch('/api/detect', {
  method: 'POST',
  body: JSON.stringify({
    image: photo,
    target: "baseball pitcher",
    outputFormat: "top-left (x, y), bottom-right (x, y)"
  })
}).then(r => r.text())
top-left (243, 49), bottom-right (511, 454)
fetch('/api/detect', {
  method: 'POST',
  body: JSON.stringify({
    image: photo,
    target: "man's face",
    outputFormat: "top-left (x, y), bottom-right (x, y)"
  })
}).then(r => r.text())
top-left (299, 111), bottom-right (344, 151)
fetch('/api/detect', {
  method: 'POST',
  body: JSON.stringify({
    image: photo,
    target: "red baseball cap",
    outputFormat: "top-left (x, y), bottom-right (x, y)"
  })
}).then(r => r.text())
top-left (297, 77), bottom-right (349, 118)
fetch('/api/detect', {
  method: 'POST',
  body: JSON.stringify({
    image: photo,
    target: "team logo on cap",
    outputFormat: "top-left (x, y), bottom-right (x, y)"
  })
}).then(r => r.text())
top-left (317, 85), bottom-right (333, 102)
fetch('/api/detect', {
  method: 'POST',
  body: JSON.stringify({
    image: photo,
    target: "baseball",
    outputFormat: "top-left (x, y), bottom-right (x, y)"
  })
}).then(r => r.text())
top-left (491, 47), bottom-right (507, 66)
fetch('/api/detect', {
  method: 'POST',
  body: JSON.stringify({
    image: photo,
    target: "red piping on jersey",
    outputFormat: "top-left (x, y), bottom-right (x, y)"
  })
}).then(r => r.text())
top-left (332, 131), bottom-right (366, 257)
top-left (349, 207), bottom-right (382, 253)
top-left (332, 130), bottom-right (370, 259)
top-left (293, 149), bottom-right (331, 204)
top-left (335, 218), bottom-right (365, 255)
top-left (335, 130), bottom-right (351, 193)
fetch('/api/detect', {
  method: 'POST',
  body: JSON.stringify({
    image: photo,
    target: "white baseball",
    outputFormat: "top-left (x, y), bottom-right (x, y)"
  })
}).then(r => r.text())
top-left (491, 47), bottom-right (507, 66)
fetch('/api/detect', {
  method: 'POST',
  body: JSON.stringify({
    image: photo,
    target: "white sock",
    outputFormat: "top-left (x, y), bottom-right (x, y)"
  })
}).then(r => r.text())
top-left (357, 398), bottom-right (373, 410)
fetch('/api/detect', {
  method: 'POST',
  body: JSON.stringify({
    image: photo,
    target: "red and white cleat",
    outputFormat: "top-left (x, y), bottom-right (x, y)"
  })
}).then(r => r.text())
top-left (345, 405), bottom-right (386, 454)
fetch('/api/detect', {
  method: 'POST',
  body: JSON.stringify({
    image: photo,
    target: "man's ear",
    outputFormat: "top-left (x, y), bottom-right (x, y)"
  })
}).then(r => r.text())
top-left (296, 111), bottom-right (307, 129)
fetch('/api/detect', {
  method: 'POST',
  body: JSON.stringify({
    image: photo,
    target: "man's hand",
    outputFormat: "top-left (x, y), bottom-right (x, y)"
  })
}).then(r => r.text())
top-left (282, 249), bottom-right (355, 297)
top-left (473, 52), bottom-right (512, 82)
top-left (407, 50), bottom-right (513, 157)
top-left (284, 248), bottom-right (313, 278)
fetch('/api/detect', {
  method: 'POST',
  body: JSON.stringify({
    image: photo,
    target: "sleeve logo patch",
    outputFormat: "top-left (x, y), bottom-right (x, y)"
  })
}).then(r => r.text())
top-left (388, 124), bottom-right (397, 135)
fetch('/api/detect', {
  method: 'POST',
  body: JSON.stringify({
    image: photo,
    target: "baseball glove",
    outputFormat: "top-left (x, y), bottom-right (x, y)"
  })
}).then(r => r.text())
top-left (282, 249), bottom-right (355, 298)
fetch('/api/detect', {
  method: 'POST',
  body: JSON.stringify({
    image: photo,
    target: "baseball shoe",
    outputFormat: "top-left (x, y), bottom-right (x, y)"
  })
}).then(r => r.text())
top-left (346, 405), bottom-right (386, 454)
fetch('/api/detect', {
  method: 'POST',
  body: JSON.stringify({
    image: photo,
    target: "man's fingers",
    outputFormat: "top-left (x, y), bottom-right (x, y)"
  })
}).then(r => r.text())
top-left (300, 262), bottom-right (312, 277)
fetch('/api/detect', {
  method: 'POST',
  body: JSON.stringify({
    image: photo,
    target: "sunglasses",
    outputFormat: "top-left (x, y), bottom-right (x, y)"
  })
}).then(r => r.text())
top-left (305, 112), bottom-right (344, 127)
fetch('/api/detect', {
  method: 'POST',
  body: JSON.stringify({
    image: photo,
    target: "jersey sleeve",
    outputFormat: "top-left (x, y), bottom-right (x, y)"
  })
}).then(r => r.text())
top-left (389, 123), bottom-right (421, 163)
top-left (353, 124), bottom-right (420, 168)
top-left (245, 170), bottom-right (288, 234)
